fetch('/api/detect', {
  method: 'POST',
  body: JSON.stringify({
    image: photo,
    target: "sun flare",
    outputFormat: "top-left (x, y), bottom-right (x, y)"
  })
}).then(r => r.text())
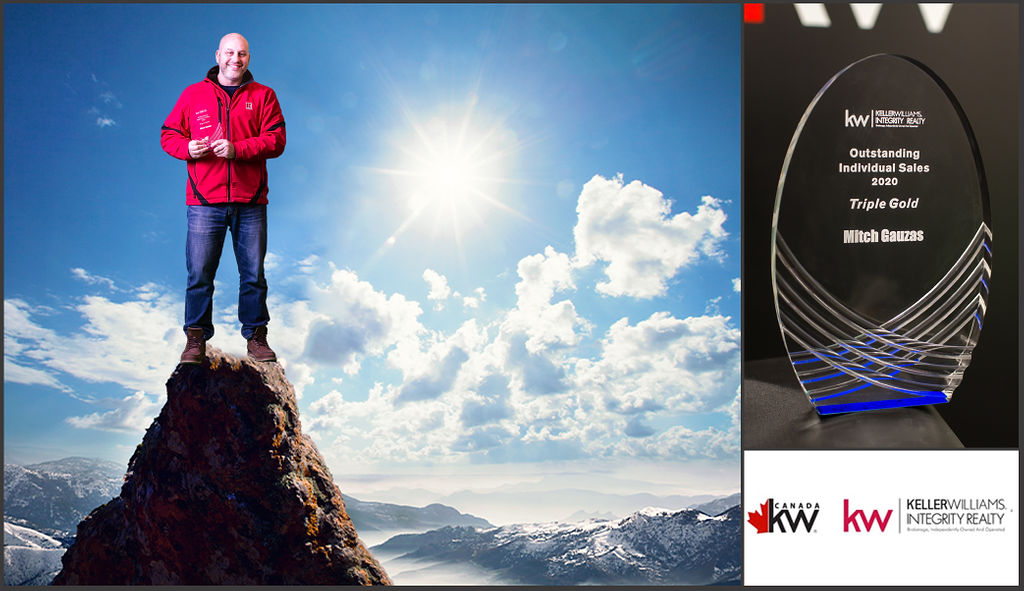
top-left (369, 96), bottom-right (528, 253)
top-left (407, 121), bottom-right (494, 214)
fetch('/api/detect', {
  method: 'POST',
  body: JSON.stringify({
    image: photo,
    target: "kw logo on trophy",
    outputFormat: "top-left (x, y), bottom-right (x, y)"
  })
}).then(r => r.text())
top-left (844, 109), bottom-right (870, 127)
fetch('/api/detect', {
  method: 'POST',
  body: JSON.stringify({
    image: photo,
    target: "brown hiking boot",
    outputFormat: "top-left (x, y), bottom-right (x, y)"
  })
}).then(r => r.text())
top-left (180, 327), bottom-right (206, 364)
top-left (247, 325), bottom-right (277, 362)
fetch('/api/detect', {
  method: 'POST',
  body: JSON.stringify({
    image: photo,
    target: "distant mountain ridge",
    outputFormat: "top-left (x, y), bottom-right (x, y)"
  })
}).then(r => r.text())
top-left (344, 495), bottom-right (493, 532)
top-left (692, 493), bottom-right (741, 517)
top-left (373, 505), bottom-right (741, 585)
top-left (3, 457), bottom-right (124, 536)
top-left (564, 509), bottom-right (618, 522)
top-left (434, 487), bottom-right (722, 524)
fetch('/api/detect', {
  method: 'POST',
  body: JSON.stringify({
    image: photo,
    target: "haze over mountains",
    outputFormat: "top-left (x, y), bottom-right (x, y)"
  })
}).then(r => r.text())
top-left (374, 506), bottom-right (742, 585)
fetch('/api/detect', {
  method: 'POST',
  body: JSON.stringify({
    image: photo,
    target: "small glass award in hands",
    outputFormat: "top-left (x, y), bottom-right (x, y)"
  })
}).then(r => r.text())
top-left (772, 54), bottom-right (991, 415)
top-left (208, 122), bottom-right (225, 144)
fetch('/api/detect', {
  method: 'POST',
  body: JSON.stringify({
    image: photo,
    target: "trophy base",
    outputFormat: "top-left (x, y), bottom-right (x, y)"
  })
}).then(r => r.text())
top-left (743, 357), bottom-right (963, 449)
top-left (812, 389), bottom-right (950, 415)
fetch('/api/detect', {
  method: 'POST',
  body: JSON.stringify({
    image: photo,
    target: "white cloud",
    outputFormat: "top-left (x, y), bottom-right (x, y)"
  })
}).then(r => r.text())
top-left (705, 296), bottom-right (722, 315)
top-left (462, 287), bottom-right (486, 309)
top-left (303, 267), bottom-right (425, 375)
top-left (298, 254), bottom-right (320, 273)
top-left (459, 374), bottom-right (513, 427)
top-left (133, 282), bottom-right (163, 301)
top-left (87, 74), bottom-right (120, 127)
top-left (4, 357), bottom-right (71, 393)
top-left (572, 311), bottom-right (740, 458)
top-left (394, 346), bottom-right (469, 405)
top-left (259, 296), bottom-right (320, 397)
top-left (304, 205), bottom-right (739, 465)
top-left (501, 333), bottom-right (570, 396)
top-left (71, 267), bottom-right (117, 290)
top-left (514, 246), bottom-right (575, 309)
top-left (5, 299), bottom-right (58, 358)
top-left (504, 246), bottom-right (588, 354)
top-left (732, 277), bottom-right (741, 292)
top-left (5, 283), bottom-right (182, 431)
top-left (66, 391), bottom-right (162, 434)
top-left (5, 294), bottom-right (177, 398)
top-left (386, 317), bottom-right (490, 390)
top-left (304, 248), bottom-right (739, 466)
top-left (7, 290), bottom-right (181, 395)
top-left (422, 268), bottom-right (452, 310)
top-left (264, 251), bottom-right (281, 271)
top-left (573, 174), bottom-right (728, 298)
top-left (620, 423), bottom-right (738, 460)
top-left (306, 312), bottom-right (529, 464)
top-left (98, 90), bottom-right (122, 108)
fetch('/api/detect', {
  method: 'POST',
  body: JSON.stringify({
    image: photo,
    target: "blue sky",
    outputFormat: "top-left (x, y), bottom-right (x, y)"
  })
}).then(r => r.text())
top-left (4, 4), bottom-right (741, 524)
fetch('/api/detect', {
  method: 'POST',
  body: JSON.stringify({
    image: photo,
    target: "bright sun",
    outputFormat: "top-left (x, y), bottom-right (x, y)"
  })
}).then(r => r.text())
top-left (408, 119), bottom-right (493, 214)
top-left (370, 96), bottom-right (525, 250)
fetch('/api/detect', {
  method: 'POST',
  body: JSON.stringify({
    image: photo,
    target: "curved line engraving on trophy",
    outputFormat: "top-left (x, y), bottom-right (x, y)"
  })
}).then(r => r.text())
top-left (774, 223), bottom-right (991, 413)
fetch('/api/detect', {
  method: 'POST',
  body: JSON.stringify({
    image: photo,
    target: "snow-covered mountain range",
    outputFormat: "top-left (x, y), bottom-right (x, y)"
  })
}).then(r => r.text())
top-left (4, 458), bottom-right (126, 586)
top-left (3, 522), bottom-right (66, 586)
top-left (4, 457), bottom-right (740, 586)
top-left (4, 457), bottom-right (124, 538)
top-left (373, 505), bottom-right (741, 585)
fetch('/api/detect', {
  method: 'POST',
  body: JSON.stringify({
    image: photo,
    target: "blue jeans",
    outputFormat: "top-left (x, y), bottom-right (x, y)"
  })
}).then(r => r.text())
top-left (184, 204), bottom-right (269, 341)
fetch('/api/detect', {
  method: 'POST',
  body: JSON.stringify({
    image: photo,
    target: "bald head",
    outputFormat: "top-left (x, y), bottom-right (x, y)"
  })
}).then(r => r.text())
top-left (219, 33), bottom-right (248, 52)
top-left (216, 33), bottom-right (250, 86)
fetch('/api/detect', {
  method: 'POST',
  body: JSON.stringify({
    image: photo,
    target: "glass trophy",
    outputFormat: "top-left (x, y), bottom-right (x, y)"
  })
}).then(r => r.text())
top-left (772, 54), bottom-right (991, 415)
top-left (208, 121), bottom-right (225, 143)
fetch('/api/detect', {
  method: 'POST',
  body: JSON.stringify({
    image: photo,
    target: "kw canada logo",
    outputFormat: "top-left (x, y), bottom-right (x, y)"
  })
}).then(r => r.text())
top-left (843, 499), bottom-right (893, 533)
top-left (747, 498), bottom-right (819, 533)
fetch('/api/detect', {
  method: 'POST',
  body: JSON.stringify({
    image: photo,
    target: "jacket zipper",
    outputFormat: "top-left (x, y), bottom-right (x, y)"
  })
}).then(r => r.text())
top-left (217, 94), bottom-right (232, 203)
top-left (226, 101), bottom-right (232, 203)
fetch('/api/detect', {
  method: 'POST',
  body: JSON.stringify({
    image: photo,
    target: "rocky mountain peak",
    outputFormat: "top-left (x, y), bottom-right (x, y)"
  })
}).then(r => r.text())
top-left (52, 347), bottom-right (391, 585)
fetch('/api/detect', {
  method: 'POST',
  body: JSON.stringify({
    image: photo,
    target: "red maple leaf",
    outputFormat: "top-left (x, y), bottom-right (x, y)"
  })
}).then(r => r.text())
top-left (747, 500), bottom-right (770, 533)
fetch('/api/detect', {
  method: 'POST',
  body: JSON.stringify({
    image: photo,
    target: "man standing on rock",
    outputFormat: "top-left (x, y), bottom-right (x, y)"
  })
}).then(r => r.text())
top-left (161, 33), bottom-right (286, 365)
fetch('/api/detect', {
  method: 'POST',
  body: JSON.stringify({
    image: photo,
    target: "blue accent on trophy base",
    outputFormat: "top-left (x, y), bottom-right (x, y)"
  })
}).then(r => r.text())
top-left (816, 394), bottom-right (950, 415)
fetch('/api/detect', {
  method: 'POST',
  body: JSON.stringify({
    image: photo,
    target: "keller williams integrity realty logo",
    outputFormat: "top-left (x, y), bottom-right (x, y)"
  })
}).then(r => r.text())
top-left (843, 499), bottom-right (893, 532)
top-left (747, 498), bottom-right (820, 533)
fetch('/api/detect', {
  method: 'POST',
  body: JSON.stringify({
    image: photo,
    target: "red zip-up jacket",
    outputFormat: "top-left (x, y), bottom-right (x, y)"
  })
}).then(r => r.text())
top-left (161, 66), bottom-right (286, 205)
